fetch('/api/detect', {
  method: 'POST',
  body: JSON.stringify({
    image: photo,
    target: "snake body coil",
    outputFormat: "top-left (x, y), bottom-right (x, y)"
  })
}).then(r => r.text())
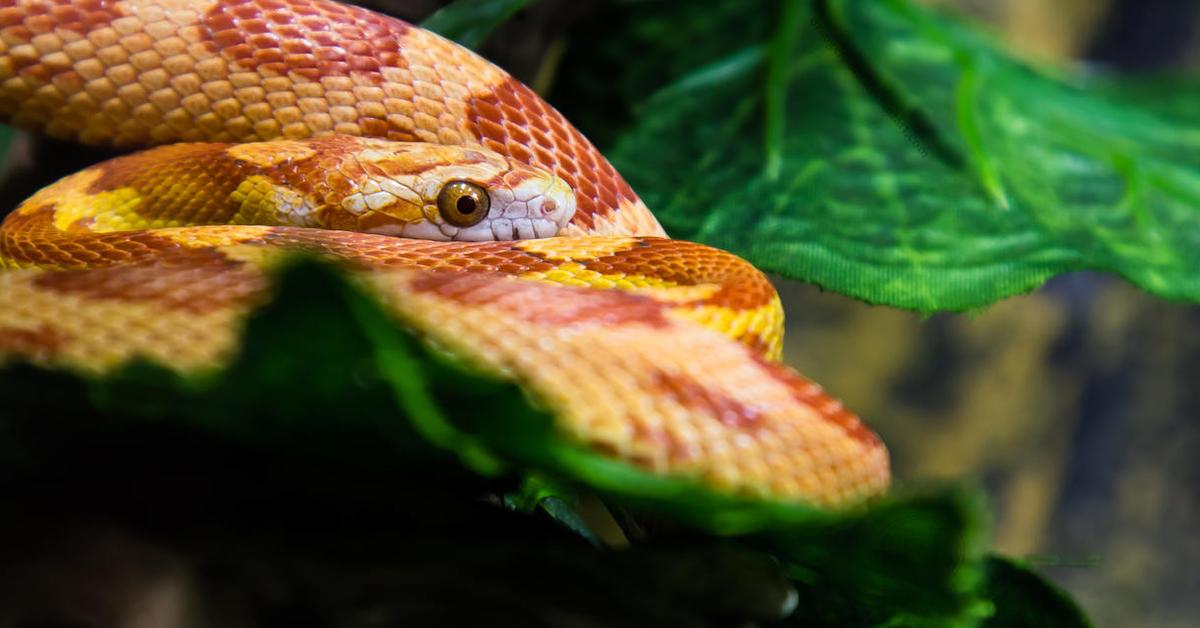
top-left (0, 0), bottom-right (889, 506)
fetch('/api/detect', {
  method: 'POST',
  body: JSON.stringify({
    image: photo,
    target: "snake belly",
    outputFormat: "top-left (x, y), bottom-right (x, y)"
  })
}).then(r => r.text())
top-left (0, 0), bottom-right (889, 506)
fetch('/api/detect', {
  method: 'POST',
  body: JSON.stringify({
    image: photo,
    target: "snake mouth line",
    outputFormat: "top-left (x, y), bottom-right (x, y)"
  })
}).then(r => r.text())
top-left (364, 217), bottom-right (562, 241)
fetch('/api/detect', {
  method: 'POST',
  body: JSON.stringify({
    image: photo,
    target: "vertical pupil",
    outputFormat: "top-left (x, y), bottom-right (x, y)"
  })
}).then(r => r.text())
top-left (456, 195), bottom-right (477, 214)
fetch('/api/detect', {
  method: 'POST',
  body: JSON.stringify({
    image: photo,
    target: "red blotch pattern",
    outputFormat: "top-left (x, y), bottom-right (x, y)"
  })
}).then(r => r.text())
top-left (0, 0), bottom-right (651, 227)
top-left (0, 324), bottom-right (64, 360)
top-left (466, 78), bottom-right (640, 230)
top-left (0, 206), bottom-right (189, 269)
top-left (752, 354), bottom-right (881, 447)
top-left (653, 369), bottom-right (764, 430)
top-left (408, 270), bottom-right (673, 329)
top-left (31, 253), bottom-right (264, 314)
top-left (0, 0), bottom-right (123, 82)
top-left (202, 0), bottom-right (405, 82)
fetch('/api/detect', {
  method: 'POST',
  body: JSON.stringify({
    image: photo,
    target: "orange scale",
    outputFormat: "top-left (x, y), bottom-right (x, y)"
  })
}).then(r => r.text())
top-left (472, 99), bottom-right (502, 122)
top-left (503, 108), bottom-right (529, 128)
top-left (503, 142), bottom-right (533, 164)
top-left (531, 145), bottom-right (557, 166)
top-left (574, 176), bottom-right (598, 198)
top-left (549, 123), bottom-right (574, 146)
top-left (243, 21), bottom-right (273, 37)
top-left (495, 87), bottom-right (523, 110)
top-left (574, 147), bottom-right (600, 170)
top-left (506, 124), bottom-right (532, 145)
top-left (526, 115), bottom-right (554, 136)
top-left (527, 124), bottom-right (553, 146)
top-left (356, 117), bottom-right (386, 136)
top-left (476, 118), bottom-right (507, 144)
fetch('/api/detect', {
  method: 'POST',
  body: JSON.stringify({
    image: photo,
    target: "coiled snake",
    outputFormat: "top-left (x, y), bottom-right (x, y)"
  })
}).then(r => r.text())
top-left (0, 0), bottom-right (888, 506)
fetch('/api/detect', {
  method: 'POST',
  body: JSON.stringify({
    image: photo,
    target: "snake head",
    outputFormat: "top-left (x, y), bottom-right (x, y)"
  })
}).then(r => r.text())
top-left (331, 138), bottom-right (576, 241)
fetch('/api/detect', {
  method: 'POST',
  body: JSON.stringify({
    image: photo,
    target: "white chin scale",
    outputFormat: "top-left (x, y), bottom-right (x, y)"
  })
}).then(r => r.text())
top-left (365, 215), bottom-right (561, 241)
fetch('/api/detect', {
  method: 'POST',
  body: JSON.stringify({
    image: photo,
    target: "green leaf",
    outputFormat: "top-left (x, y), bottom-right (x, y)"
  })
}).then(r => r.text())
top-left (421, 0), bottom-right (535, 49)
top-left (505, 474), bottom-right (608, 546)
top-left (768, 487), bottom-right (991, 627)
top-left (764, 0), bottom-right (806, 181)
top-left (980, 557), bottom-right (1093, 627)
top-left (1088, 74), bottom-right (1200, 123)
top-left (554, 0), bottom-right (1200, 312)
top-left (826, 0), bottom-right (1200, 306)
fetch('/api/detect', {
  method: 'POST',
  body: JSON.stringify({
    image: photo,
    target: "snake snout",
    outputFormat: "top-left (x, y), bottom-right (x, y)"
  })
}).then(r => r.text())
top-left (529, 177), bottom-right (576, 228)
top-left (480, 173), bottom-right (576, 241)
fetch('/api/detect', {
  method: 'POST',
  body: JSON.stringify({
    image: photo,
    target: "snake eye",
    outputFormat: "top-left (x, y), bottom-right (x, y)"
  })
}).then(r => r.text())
top-left (437, 180), bottom-right (490, 227)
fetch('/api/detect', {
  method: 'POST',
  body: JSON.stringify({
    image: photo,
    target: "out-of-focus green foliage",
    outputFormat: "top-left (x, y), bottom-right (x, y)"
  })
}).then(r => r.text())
top-left (552, 0), bottom-right (1200, 312)
top-left (421, 0), bottom-right (535, 48)
top-left (0, 261), bottom-right (1089, 625)
top-left (0, 125), bottom-right (11, 162)
top-left (980, 558), bottom-right (1092, 627)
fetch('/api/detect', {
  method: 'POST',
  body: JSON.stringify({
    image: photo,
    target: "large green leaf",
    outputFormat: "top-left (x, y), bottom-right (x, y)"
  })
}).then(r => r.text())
top-left (552, 0), bottom-right (1200, 312)
top-left (768, 487), bottom-right (989, 627)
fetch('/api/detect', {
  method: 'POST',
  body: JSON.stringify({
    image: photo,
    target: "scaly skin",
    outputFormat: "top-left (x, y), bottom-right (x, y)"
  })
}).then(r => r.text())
top-left (0, 0), bottom-right (890, 506)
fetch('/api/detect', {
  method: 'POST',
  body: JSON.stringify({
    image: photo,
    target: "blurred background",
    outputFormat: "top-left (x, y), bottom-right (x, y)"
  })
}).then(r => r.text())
top-left (786, 2), bottom-right (1200, 627)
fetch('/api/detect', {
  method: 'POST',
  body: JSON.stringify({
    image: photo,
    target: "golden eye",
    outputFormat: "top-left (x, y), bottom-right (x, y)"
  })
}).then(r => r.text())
top-left (437, 180), bottom-right (490, 228)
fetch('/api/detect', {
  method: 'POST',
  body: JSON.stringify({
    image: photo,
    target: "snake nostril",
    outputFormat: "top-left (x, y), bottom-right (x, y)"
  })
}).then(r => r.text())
top-left (542, 199), bottom-right (556, 214)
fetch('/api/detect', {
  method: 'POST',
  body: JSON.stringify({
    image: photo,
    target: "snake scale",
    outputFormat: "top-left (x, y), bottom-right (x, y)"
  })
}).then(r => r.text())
top-left (0, 0), bottom-right (888, 506)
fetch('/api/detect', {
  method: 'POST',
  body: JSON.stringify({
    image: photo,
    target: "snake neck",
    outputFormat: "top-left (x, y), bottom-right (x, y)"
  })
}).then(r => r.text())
top-left (0, 135), bottom-right (576, 248)
top-left (0, 0), bottom-right (667, 238)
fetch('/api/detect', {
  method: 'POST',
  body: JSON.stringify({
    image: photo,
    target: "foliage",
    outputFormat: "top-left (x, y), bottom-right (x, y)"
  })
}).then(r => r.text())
top-left (421, 0), bottom-right (536, 49)
top-left (0, 261), bottom-right (1089, 626)
top-left (979, 558), bottom-right (1092, 627)
top-left (550, 0), bottom-right (1200, 312)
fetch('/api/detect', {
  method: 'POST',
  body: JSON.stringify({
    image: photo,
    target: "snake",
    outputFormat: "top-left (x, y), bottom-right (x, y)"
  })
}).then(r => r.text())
top-left (0, 0), bottom-right (889, 507)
